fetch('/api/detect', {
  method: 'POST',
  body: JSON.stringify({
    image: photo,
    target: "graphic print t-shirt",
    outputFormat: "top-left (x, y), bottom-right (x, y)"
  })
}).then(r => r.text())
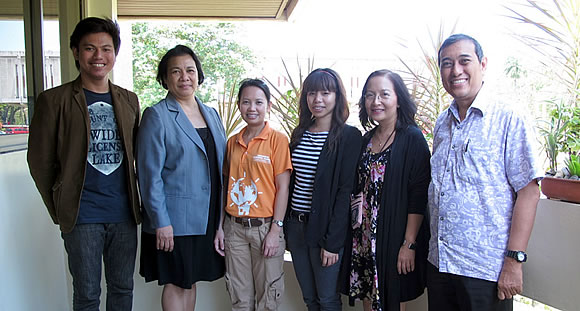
top-left (77, 89), bottom-right (131, 224)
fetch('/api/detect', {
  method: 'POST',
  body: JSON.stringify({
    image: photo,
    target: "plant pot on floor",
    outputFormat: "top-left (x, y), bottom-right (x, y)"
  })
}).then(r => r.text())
top-left (541, 176), bottom-right (580, 204)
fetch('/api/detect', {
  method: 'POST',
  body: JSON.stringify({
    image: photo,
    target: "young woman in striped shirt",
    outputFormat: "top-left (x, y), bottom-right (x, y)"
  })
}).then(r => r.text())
top-left (285, 68), bottom-right (362, 310)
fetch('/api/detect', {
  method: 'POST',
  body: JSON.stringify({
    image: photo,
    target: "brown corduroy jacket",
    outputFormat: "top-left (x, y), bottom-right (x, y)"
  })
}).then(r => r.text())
top-left (27, 76), bottom-right (141, 233)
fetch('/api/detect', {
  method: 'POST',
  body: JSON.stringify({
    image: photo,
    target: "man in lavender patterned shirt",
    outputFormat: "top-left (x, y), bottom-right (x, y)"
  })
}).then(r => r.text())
top-left (426, 34), bottom-right (544, 311)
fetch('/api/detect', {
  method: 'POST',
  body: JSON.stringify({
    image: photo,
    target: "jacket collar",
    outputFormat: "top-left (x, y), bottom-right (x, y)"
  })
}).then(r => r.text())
top-left (164, 92), bottom-right (208, 155)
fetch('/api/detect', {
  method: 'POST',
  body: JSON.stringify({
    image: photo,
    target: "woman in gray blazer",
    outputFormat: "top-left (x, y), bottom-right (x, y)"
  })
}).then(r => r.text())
top-left (137, 45), bottom-right (226, 310)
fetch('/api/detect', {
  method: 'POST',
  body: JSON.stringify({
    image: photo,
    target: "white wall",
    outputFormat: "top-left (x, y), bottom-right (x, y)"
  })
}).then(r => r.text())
top-left (0, 150), bottom-right (70, 311)
top-left (0, 149), bottom-right (445, 311)
top-left (523, 199), bottom-right (580, 311)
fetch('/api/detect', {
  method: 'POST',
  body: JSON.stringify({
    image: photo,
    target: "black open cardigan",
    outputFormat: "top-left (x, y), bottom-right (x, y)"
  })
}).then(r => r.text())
top-left (341, 124), bottom-right (431, 310)
top-left (286, 124), bottom-right (363, 253)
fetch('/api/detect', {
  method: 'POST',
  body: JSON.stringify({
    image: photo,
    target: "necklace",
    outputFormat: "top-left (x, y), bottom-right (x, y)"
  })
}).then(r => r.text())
top-left (373, 128), bottom-right (396, 153)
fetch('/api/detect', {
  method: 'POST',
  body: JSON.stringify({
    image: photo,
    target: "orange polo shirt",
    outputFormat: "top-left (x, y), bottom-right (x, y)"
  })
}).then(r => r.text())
top-left (224, 122), bottom-right (292, 218)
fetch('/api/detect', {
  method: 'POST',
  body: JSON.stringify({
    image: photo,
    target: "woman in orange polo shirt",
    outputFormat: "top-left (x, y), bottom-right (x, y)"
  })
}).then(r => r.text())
top-left (214, 78), bottom-right (292, 310)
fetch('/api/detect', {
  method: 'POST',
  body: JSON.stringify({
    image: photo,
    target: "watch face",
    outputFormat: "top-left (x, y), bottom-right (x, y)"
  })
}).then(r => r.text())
top-left (517, 252), bottom-right (525, 262)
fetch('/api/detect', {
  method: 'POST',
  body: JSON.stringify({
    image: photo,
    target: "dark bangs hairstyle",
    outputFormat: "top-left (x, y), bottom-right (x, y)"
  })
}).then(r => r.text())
top-left (156, 45), bottom-right (205, 90)
top-left (237, 78), bottom-right (271, 104)
top-left (69, 17), bottom-right (121, 70)
top-left (358, 70), bottom-right (417, 131)
top-left (290, 68), bottom-right (349, 153)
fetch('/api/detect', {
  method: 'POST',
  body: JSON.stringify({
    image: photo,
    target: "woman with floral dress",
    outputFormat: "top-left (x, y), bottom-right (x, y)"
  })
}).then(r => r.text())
top-left (345, 70), bottom-right (430, 311)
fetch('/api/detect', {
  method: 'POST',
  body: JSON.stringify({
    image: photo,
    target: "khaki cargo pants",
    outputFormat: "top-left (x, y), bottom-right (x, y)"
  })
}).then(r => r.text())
top-left (224, 215), bottom-right (285, 310)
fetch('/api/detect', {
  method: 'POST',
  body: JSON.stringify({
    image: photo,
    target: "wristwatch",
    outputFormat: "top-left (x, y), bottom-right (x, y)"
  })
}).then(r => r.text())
top-left (402, 239), bottom-right (416, 250)
top-left (505, 250), bottom-right (527, 263)
top-left (273, 220), bottom-right (284, 228)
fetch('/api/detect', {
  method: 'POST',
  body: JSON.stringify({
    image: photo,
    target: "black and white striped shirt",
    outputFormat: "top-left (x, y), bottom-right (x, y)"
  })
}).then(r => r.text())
top-left (290, 131), bottom-right (328, 213)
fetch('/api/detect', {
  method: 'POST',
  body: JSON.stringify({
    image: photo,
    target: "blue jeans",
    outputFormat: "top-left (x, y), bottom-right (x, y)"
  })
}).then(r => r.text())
top-left (287, 219), bottom-right (343, 311)
top-left (62, 222), bottom-right (137, 311)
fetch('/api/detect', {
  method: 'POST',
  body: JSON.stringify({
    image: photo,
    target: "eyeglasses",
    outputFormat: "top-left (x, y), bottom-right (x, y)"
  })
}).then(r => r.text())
top-left (364, 92), bottom-right (390, 102)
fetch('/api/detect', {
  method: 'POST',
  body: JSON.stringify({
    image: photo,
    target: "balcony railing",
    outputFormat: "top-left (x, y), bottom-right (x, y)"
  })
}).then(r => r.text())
top-left (0, 149), bottom-right (575, 310)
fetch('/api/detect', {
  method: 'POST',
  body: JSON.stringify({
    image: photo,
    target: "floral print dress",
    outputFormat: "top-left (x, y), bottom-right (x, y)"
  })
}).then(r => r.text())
top-left (349, 141), bottom-right (391, 311)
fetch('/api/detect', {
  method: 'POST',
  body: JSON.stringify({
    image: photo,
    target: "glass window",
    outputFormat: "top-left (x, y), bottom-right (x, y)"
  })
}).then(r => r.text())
top-left (0, 1), bottom-right (59, 152)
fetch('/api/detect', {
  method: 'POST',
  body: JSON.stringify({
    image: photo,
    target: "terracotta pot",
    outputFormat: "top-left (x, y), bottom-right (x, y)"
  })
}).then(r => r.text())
top-left (541, 176), bottom-right (580, 204)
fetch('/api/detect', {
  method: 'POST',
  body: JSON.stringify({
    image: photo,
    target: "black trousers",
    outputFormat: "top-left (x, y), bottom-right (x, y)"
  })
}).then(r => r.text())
top-left (427, 264), bottom-right (513, 311)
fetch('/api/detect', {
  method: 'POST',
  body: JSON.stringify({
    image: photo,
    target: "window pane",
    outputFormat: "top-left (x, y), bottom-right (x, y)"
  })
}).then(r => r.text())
top-left (0, 20), bottom-right (28, 135)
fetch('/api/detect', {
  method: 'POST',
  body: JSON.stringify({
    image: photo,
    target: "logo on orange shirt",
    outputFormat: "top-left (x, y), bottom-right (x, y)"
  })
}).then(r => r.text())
top-left (229, 172), bottom-right (263, 216)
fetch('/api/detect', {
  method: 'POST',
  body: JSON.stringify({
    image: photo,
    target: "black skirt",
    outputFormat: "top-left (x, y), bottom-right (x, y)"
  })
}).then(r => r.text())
top-left (139, 230), bottom-right (225, 289)
top-left (139, 127), bottom-right (225, 289)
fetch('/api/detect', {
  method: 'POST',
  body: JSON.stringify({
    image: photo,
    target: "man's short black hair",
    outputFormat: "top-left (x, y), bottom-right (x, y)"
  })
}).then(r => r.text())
top-left (69, 17), bottom-right (121, 70)
top-left (438, 34), bottom-right (484, 66)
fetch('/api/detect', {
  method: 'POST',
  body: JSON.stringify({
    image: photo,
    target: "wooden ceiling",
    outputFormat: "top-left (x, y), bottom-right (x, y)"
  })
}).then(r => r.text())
top-left (118, 0), bottom-right (299, 19)
top-left (1, 0), bottom-right (300, 20)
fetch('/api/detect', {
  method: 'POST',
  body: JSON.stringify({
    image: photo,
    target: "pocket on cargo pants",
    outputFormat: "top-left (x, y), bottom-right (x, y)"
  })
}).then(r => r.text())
top-left (265, 272), bottom-right (284, 310)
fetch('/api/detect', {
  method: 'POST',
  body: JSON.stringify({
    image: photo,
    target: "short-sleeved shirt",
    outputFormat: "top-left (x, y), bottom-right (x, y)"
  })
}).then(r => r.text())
top-left (225, 122), bottom-right (292, 218)
top-left (427, 83), bottom-right (544, 282)
top-left (78, 89), bottom-right (131, 224)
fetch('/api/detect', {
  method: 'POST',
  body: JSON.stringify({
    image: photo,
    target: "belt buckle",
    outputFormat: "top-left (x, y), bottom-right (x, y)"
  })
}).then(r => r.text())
top-left (298, 213), bottom-right (306, 222)
top-left (242, 217), bottom-right (264, 228)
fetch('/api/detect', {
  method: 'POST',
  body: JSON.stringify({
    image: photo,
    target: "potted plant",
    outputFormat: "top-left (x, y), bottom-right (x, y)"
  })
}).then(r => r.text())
top-left (540, 104), bottom-right (580, 203)
top-left (506, 0), bottom-right (580, 203)
top-left (542, 153), bottom-right (580, 203)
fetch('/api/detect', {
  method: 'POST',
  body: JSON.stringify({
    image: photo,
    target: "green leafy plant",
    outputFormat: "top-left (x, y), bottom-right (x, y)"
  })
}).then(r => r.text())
top-left (560, 106), bottom-right (580, 154)
top-left (505, 0), bottom-right (579, 108)
top-left (507, 0), bottom-right (580, 174)
top-left (263, 57), bottom-right (314, 137)
top-left (217, 81), bottom-right (243, 138)
top-left (131, 21), bottom-right (256, 109)
top-left (565, 154), bottom-right (580, 176)
top-left (0, 103), bottom-right (28, 125)
top-left (537, 100), bottom-right (569, 174)
top-left (397, 23), bottom-right (456, 145)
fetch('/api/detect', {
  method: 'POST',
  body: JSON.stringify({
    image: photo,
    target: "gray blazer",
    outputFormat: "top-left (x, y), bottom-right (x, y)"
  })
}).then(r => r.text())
top-left (137, 93), bottom-right (226, 236)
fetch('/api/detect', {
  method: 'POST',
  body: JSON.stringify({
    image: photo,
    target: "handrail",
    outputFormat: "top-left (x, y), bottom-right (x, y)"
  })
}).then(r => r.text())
top-left (0, 134), bottom-right (28, 154)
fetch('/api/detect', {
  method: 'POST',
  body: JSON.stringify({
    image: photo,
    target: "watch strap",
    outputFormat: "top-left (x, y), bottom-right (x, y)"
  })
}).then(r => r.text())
top-left (505, 250), bottom-right (527, 262)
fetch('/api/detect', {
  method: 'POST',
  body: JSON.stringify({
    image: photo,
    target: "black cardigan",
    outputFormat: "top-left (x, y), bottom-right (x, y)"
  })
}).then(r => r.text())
top-left (342, 125), bottom-right (431, 310)
top-left (286, 124), bottom-right (363, 253)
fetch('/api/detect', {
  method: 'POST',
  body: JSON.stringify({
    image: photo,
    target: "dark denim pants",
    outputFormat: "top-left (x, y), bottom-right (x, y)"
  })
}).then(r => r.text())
top-left (62, 222), bottom-right (137, 311)
top-left (287, 219), bottom-right (343, 311)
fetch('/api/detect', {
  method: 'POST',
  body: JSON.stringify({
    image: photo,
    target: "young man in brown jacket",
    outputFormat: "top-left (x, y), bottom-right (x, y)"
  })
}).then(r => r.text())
top-left (27, 17), bottom-right (140, 311)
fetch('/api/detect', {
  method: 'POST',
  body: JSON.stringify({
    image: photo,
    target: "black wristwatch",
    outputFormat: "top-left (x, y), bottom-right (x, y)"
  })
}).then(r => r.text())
top-left (505, 250), bottom-right (527, 263)
top-left (402, 239), bottom-right (416, 250)
top-left (273, 220), bottom-right (284, 228)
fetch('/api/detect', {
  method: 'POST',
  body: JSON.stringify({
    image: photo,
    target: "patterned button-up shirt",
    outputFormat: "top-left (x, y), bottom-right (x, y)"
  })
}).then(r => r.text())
top-left (427, 83), bottom-right (543, 282)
